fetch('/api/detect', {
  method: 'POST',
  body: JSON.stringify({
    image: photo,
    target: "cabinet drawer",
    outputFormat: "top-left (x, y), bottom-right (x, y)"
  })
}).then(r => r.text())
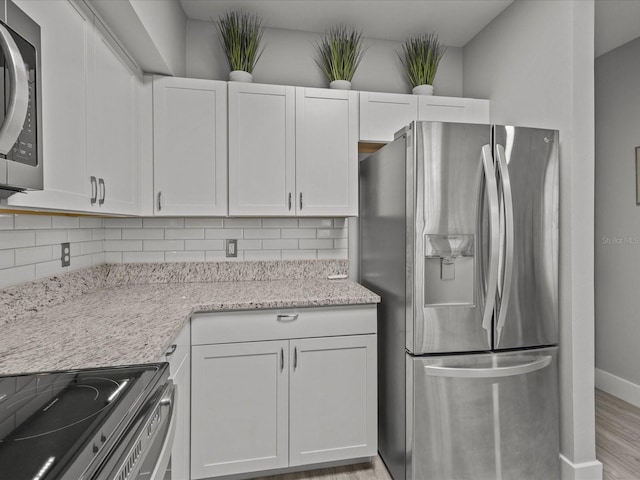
top-left (191, 304), bottom-right (377, 345)
top-left (418, 96), bottom-right (490, 124)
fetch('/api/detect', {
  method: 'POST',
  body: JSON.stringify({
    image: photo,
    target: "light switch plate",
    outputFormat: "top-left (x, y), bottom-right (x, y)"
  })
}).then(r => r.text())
top-left (61, 242), bottom-right (70, 267)
top-left (225, 239), bottom-right (237, 258)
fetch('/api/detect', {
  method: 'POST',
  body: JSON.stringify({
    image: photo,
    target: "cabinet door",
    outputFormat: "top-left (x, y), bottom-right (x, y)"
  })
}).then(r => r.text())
top-left (88, 17), bottom-right (140, 215)
top-left (418, 96), bottom-right (490, 124)
top-left (295, 88), bottom-right (358, 216)
top-left (228, 83), bottom-right (295, 216)
top-left (8, 0), bottom-right (91, 211)
top-left (359, 91), bottom-right (418, 142)
top-left (153, 77), bottom-right (227, 216)
top-left (191, 341), bottom-right (289, 479)
top-left (166, 325), bottom-right (191, 480)
top-left (289, 335), bottom-right (377, 466)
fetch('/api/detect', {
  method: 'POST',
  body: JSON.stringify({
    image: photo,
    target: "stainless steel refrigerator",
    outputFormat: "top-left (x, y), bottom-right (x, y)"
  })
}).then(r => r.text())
top-left (359, 122), bottom-right (560, 480)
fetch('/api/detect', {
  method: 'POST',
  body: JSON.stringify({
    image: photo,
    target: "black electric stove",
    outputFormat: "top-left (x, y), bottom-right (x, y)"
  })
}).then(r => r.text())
top-left (0, 363), bottom-right (170, 480)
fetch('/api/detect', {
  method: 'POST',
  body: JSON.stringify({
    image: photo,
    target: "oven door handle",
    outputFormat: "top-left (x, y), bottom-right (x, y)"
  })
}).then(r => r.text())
top-left (0, 23), bottom-right (28, 155)
top-left (149, 383), bottom-right (177, 480)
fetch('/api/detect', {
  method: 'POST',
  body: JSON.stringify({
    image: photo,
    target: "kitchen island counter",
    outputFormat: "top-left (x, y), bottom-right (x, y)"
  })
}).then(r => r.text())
top-left (0, 261), bottom-right (379, 376)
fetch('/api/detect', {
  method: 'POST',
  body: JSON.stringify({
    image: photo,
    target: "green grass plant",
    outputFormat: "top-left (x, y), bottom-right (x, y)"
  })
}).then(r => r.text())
top-left (315, 25), bottom-right (365, 82)
top-left (217, 10), bottom-right (265, 73)
top-left (399, 33), bottom-right (446, 87)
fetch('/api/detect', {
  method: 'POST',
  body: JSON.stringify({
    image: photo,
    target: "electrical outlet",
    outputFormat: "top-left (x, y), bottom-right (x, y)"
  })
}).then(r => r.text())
top-left (225, 239), bottom-right (237, 258)
top-left (61, 242), bottom-right (70, 267)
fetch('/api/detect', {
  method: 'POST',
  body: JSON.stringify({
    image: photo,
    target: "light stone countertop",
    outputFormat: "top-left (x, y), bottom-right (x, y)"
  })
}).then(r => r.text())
top-left (0, 261), bottom-right (380, 376)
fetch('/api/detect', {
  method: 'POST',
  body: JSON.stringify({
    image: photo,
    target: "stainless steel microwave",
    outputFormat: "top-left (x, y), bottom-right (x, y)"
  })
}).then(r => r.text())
top-left (0, 0), bottom-right (41, 199)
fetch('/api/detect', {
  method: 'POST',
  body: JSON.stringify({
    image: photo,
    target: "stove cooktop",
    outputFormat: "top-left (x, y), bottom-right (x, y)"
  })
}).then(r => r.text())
top-left (0, 364), bottom-right (168, 480)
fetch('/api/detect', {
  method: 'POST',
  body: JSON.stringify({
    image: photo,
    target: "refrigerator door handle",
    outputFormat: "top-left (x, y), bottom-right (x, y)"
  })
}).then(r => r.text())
top-left (481, 145), bottom-right (500, 344)
top-left (421, 355), bottom-right (552, 379)
top-left (495, 144), bottom-right (515, 345)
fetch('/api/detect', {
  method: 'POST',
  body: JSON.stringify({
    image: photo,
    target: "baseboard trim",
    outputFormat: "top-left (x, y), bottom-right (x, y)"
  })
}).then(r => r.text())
top-left (595, 368), bottom-right (640, 408)
top-left (560, 454), bottom-right (602, 480)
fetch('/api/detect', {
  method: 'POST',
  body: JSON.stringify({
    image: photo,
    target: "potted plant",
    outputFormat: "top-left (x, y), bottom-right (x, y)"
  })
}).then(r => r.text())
top-left (399, 33), bottom-right (446, 95)
top-left (217, 10), bottom-right (265, 82)
top-left (315, 25), bottom-right (366, 90)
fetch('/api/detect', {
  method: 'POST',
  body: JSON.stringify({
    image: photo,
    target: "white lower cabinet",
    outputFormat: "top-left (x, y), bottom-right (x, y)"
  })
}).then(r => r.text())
top-left (165, 324), bottom-right (191, 480)
top-left (190, 305), bottom-right (377, 479)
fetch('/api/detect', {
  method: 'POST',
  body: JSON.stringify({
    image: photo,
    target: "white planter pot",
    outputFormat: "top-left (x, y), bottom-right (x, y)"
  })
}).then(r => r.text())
top-left (329, 80), bottom-right (352, 90)
top-left (229, 70), bottom-right (253, 83)
top-left (412, 84), bottom-right (434, 96)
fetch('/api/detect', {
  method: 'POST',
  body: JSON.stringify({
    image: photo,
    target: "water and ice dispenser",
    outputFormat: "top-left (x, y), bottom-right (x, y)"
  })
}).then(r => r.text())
top-left (424, 234), bottom-right (474, 306)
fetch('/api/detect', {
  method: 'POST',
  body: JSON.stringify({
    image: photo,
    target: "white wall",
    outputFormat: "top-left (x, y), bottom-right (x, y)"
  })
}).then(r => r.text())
top-left (186, 20), bottom-right (463, 97)
top-left (463, 1), bottom-right (600, 479)
top-left (594, 36), bottom-right (640, 406)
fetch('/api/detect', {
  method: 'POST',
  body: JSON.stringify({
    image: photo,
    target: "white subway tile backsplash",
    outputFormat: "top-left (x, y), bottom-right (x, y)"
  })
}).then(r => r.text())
top-left (299, 218), bottom-right (333, 228)
top-left (143, 240), bottom-right (184, 251)
top-left (104, 252), bottom-right (123, 263)
top-left (206, 250), bottom-right (245, 261)
top-left (0, 265), bottom-right (35, 288)
top-left (262, 218), bottom-right (298, 228)
top-left (73, 254), bottom-right (95, 270)
top-left (165, 251), bottom-right (205, 262)
top-left (333, 218), bottom-right (347, 228)
top-left (91, 252), bottom-right (105, 265)
top-left (238, 239), bottom-right (262, 250)
top-left (0, 230), bottom-right (36, 249)
top-left (0, 249), bottom-right (14, 269)
top-left (205, 228), bottom-right (243, 239)
top-left (334, 238), bottom-right (348, 249)
top-left (35, 230), bottom-right (68, 246)
top-left (104, 240), bottom-right (143, 252)
top-left (52, 216), bottom-right (80, 229)
top-left (244, 250), bottom-right (281, 260)
top-left (92, 229), bottom-right (105, 241)
top-left (79, 217), bottom-right (103, 228)
top-left (317, 229), bottom-right (347, 239)
top-left (15, 245), bottom-right (54, 266)
top-left (142, 217), bottom-right (185, 228)
top-left (185, 239), bottom-right (224, 251)
top-left (122, 251), bottom-right (165, 263)
top-left (104, 229), bottom-right (122, 240)
top-left (165, 228), bottom-right (205, 240)
top-left (282, 249), bottom-right (316, 260)
top-left (244, 229), bottom-right (280, 239)
top-left (79, 240), bottom-right (103, 255)
top-left (0, 214), bottom-right (15, 230)
top-left (68, 229), bottom-right (93, 242)
top-left (121, 228), bottom-right (164, 240)
top-left (299, 239), bottom-right (334, 249)
top-left (262, 239), bottom-right (298, 250)
top-left (224, 218), bottom-right (261, 228)
top-left (35, 260), bottom-right (68, 279)
top-left (185, 218), bottom-right (223, 228)
top-left (281, 229), bottom-right (316, 239)
top-left (318, 249), bottom-right (348, 259)
top-left (14, 214), bottom-right (52, 230)
top-left (103, 218), bottom-right (143, 228)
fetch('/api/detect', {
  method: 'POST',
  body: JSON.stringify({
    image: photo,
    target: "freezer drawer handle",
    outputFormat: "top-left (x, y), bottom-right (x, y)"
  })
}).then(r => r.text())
top-left (277, 314), bottom-right (298, 322)
top-left (422, 355), bottom-right (552, 379)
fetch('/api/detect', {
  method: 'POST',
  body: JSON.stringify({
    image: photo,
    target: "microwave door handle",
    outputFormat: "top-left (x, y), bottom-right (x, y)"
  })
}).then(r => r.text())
top-left (481, 144), bottom-right (500, 346)
top-left (0, 24), bottom-right (28, 155)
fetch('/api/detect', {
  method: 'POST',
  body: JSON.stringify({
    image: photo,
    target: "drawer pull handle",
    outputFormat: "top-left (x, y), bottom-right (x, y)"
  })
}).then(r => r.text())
top-left (294, 347), bottom-right (298, 369)
top-left (165, 344), bottom-right (177, 357)
top-left (280, 348), bottom-right (284, 372)
top-left (277, 314), bottom-right (298, 322)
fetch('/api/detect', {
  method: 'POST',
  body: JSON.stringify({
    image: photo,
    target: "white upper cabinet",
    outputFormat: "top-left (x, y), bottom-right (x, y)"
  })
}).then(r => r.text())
top-left (153, 77), bottom-right (227, 216)
top-left (295, 88), bottom-right (358, 217)
top-left (88, 18), bottom-right (140, 215)
top-left (359, 91), bottom-right (418, 143)
top-left (9, 0), bottom-right (142, 214)
top-left (228, 82), bottom-right (296, 216)
top-left (359, 91), bottom-right (490, 143)
top-left (8, 0), bottom-right (91, 211)
top-left (418, 95), bottom-right (490, 124)
top-left (228, 83), bottom-right (358, 217)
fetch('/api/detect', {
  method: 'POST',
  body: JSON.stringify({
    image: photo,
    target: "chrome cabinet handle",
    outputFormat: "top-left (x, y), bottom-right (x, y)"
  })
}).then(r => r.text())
top-left (0, 24), bottom-right (28, 155)
top-left (288, 192), bottom-right (292, 211)
top-left (480, 144), bottom-right (500, 345)
top-left (277, 314), bottom-right (298, 322)
top-left (98, 178), bottom-right (105, 205)
top-left (299, 192), bottom-right (303, 210)
top-left (165, 344), bottom-right (177, 357)
top-left (280, 348), bottom-right (284, 372)
top-left (157, 191), bottom-right (162, 212)
top-left (293, 347), bottom-right (298, 369)
top-left (90, 176), bottom-right (97, 205)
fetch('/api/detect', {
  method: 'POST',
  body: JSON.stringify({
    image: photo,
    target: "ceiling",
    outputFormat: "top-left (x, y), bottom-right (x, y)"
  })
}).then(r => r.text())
top-left (180, 0), bottom-right (640, 57)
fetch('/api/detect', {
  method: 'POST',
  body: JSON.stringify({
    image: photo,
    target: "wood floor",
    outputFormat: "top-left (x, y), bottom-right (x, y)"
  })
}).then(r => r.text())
top-left (596, 388), bottom-right (640, 480)
top-left (258, 389), bottom-right (640, 480)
